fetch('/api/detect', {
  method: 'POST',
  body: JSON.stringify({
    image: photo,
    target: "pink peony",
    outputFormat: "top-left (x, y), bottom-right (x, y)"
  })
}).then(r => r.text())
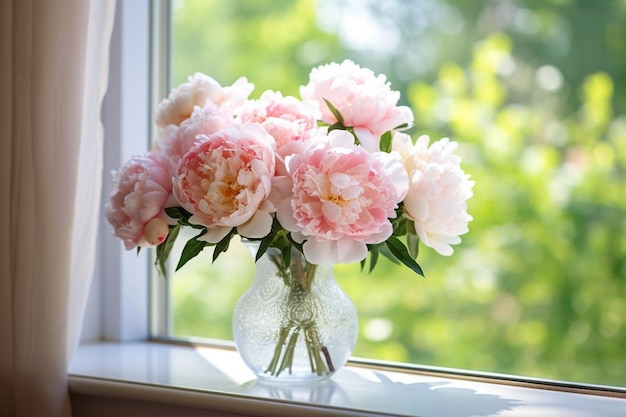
top-left (178, 103), bottom-right (233, 156)
top-left (392, 133), bottom-right (474, 256)
top-left (300, 60), bottom-right (413, 152)
top-left (238, 90), bottom-right (317, 147)
top-left (173, 124), bottom-right (276, 243)
top-left (154, 103), bottom-right (233, 178)
top-left (155, 72), bottom-right (253, 128)
top-left (238, 90), bottom-right (318, 175)
top-left (152, 124), bottom-right (181, 177)
top-left (106, 153), bottom-right (173, 250)
top-left (275, 130), bottom-right (409, 264)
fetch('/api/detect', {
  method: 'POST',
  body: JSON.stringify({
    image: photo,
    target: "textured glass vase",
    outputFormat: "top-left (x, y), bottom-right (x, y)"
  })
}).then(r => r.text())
top-left (233, 243), bottom-right (358, 382)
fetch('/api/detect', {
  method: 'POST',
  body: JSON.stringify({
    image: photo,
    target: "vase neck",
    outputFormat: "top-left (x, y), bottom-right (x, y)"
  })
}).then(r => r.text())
top-left (268, 249), bottom-right (317, 293)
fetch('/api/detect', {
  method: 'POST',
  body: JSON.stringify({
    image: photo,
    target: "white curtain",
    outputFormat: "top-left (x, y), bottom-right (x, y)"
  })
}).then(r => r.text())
top-left (0, 0), bottom-right (116, 416)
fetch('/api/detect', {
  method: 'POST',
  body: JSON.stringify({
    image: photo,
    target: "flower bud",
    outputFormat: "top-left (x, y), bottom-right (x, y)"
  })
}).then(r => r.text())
top-left (143, 217), bottom-right (169, 246)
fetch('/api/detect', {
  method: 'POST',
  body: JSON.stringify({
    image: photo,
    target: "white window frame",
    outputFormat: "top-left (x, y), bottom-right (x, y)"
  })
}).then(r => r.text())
top-left (82, 0), bottom-right (155, 343)
top-left (147, 0), bottom-right (172, 341)
top-left (75, 1), bottom-right (626, 415)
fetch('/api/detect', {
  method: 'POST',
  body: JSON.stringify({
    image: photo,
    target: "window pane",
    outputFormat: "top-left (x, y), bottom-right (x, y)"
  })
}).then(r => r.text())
top-left (167, 0), bottom-right (626, 387)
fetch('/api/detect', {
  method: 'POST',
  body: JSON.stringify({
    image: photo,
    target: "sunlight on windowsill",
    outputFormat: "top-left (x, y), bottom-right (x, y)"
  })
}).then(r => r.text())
top-left (68, 341), bottom-right (626, 417)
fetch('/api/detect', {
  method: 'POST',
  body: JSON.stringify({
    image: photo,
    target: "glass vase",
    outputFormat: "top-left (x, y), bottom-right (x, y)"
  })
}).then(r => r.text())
top-left (233, 243), bottom-right (358, 382)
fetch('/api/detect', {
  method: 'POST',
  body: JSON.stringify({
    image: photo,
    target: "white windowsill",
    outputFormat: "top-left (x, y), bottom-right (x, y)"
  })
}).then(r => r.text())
top-left (69, 341), bottom-right (625, 417)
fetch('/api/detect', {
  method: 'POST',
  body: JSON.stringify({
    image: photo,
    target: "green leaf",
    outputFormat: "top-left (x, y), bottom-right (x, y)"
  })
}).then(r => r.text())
top-left (327, 121), bottom-right (346, 133)
top-left (406, 220), bottom-right (420, 259)
top-left (255, 233), bottom-right (275, 262)
top-left (348, 128), bottom-right (361, 146)
top-left (379, 130), bottom-right (392, 153)
top-left (165, 207), bottom-right (205, 229)
top-left (176, 231), bottom-right (208, 271)
top-left (368, 245), bottom-right (380, 273)
top-left (286, 233), bottom-right (304, 253)
top-left (323, 98), bottom-right (345, 124)
top-left (164, 206), bottom-right (192, 220)
top-left (176, 215), bottom-right (203, 229)
top-left (385, 237), bottom-right (425, 277)
top-left (393, 122), bottom-right (413, 131)
top-left (212, 231), bottom-right (233, 262)
top-left (155, 224), bottom-right (180, 276)
top-left (378, 244), bottom-right (400, 264)
top-left (254, 217), bottom-right (286, 261)
top-left (391, 216), bottom-right (407, 236)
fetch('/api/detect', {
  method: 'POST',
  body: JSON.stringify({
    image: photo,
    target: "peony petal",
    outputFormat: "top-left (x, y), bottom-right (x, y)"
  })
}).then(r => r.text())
top-left (188, 213), bottom-right (214, 229)
top-left (268, 176), bottom-right (293, 208)
top-left (353, 127), bottom-right (378, 152)
top-left (336, 237), bottom-right (368, 263)
top-left (391, 132), bottom-right (413, 155)
top-left (238, 211), bottom-right (273, 239)
top-left (198, 226), bottom-right (232, 244)
top-left (303, 237), bottom-right (368, 265)
top-left (276, 199), bottom-right (299, 232)
top-left (424, 237), bottom-right (454, 256)
top-left (328, 129), bottom-right (356, 148)
top-left (360, 222), bottom-right (393, 244)
top-left (221, 209), bottom-right (256, 227)
top-left (329, 172), bottom-right (351, 188)
top-left (302, 239), bottom-right (338, 265)
top-left (321, 201), bottom-right (342, 222)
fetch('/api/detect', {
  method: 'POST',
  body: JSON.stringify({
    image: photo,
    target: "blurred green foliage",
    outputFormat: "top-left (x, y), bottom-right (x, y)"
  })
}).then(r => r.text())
top-left (167, 0), bottom-right (626, 386)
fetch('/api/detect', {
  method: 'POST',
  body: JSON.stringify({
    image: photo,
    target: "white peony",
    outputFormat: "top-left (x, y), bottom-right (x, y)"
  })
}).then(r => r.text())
top-left (392, 133), bottom-right (474, 256)
top-left (155, 72), bottom-right (253, 128)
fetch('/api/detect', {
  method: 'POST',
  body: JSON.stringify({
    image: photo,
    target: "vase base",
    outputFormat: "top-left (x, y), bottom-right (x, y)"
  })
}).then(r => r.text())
top-left (255, 372), bottom-right (334, 384)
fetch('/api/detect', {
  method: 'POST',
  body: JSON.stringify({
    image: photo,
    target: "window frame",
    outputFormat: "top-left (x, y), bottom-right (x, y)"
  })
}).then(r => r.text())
top-left (148, 0), bottom-right (172, 341)
top-left (81, 1), bottom-right (626, 408)
top-left (83, 0), bottom-right (154, 343)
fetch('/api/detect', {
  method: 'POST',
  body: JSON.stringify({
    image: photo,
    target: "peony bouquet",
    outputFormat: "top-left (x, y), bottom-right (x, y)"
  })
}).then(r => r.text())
top-left (106, 59), bottom-right (474, 377)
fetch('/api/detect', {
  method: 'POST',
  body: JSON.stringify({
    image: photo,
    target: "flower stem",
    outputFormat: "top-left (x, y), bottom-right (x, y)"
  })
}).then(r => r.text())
top-left (265, 320), bottom-right (335, 377)
top-left (263, 251), bottom-right (336, 378)
top-left (265, 325), bottom-right (290, 375)
top-left (277, 326), bottom-right (300, 375)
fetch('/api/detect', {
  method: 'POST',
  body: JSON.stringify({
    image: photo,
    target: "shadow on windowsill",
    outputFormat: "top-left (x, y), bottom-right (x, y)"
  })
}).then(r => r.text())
top-left (240, 368), bottom-right (521, 417)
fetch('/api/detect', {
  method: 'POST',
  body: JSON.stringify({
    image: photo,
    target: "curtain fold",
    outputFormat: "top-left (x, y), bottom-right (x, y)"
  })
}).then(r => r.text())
top-left (67, 0), bottom-right (116, 362)
top-left (0, 1), bottom-right (116, 416)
